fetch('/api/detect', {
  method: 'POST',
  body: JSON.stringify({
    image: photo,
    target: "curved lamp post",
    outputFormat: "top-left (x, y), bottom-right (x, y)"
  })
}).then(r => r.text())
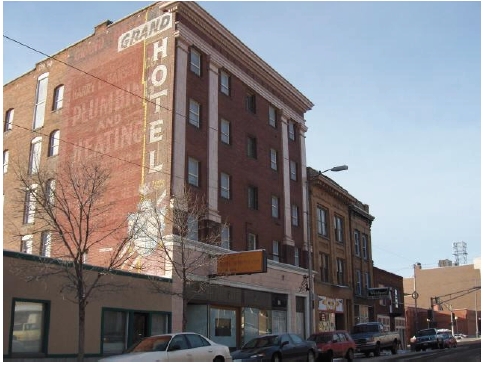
top-left (306, 165), bottom-right (348, 334)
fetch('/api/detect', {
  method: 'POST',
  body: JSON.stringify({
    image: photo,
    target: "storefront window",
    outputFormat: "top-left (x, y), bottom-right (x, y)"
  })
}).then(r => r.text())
top-left (187, 304), bottom-right (208, 336)
top-left (151, 313), bottom-right (169, 335)
top-left (271, 310), bottom-right (287, 334)
top-left (209, 308), bottom-right (237, 349)
top-left (11, 300), bottom-right (47, 354)
top-left (102, 310), bottom-right (127, 354)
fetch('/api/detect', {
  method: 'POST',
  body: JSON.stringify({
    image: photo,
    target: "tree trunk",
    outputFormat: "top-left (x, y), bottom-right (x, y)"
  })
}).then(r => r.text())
top-left (77, 300), bottom-right (86, 361)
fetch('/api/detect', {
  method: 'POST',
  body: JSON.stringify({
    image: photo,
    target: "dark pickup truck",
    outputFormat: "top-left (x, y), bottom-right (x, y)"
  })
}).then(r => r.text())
top-left (351, 322), bottom-right (401, 357)
top-left (414, 328), bottom-right (444, 351)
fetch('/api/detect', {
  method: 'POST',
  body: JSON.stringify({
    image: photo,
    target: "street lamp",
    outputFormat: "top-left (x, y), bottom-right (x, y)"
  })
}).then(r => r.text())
top-left (306, 165), bottom-right (348, 335)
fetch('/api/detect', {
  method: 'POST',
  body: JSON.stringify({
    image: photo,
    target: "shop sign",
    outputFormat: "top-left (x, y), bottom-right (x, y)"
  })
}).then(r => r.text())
top-left (367, 287), bottom-right (390, 299)
top-left (216, 250), bottom-right (267, 276)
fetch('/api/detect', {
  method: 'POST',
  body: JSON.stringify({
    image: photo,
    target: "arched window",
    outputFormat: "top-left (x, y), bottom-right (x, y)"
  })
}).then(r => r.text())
top-left (3, 150), bottom-right (9, 174)
top-left (52, 84), bottom-right (64, 111)
top-left (49, 130), bottom-right (60, 156)
top-left (4, 108), bottom-right (14, 131)
top-left (29, 137), bottom-right (42, 174)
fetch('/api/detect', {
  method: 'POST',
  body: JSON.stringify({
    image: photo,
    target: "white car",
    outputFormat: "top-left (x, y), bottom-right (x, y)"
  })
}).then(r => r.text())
top-left (98, 332), bottom-right (232, 362)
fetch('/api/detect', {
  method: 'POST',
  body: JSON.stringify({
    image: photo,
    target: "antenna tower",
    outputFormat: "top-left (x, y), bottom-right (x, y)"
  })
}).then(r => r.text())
top-left (452, 241), bottom-right (467, 266)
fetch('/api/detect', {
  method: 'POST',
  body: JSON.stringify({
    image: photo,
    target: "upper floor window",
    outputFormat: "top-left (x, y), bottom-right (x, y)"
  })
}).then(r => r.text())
top-left (221, 225), bottom-right (231, 249)
top-left (334, 215), bottom-right (344, 243)
top-left (220, 172), bottom-right (231, 199)
top-left (268, 105), bottom-right (277, 128)
top-left (288, 121), bottom-right (296, 141)
top-left (245, 92), bottom-right (256, 113)
top-left (220, 70), bottom-right (230, 96)
top-left (48, 130), bottom-right (60, 156)
top-left (336, 258), bottom-right (345, 285)
top-left (247, 186), bottom-right (258, 210)
top-left (189, 99), bottom-right (200, 128)
top-left (188, 157), bottom-right (199, 187)
top-left (321, 253), bottom-right (330, 282)
top-left (272, 240), bottom-right (280, 262)
top-left (23, 185), bottom-right (37, 224)
top-left (52, 84), bottom-right (64, 111)
top-left (247, 136), bottom-right (257, 159)
top-left (187, 214), bottom-right (198, 241)
top-left (190, 48), bottom-right (201, 76)
top-left (29, 137), bottom-right (42, 174)
top-left (271, 195), bottom-right (279, 218)
top-left (354, 230), bottom-right (361, 256)
top-left (3, 150), bottom-right (9, 174)
top-left (220, 118), bottom-right (230, 144)
top-left (291, 204), bottom-right (299, 226)
top-left (4, 108), bottom-right (14, 131)
top-left (20, 235), bottom-right (33, 254)
top-left (290, 160), bottom-right (297, 181)
top-left (247, 232), bottom-right (257, 250)
top-left (270, 148), bottom-right (278, 171)
top-left (364, 272), bottom-right (370, 292)
top-left (45, 179), bottom-right (56, 206)
top-left (355, 270), bottom-right (362, 295)
top-left (41, 231), bottom-right (52, 257)
top-left (33, 73), bottom-right (49, 130)
top-left (316, 206), bottom-right (328, 237)
top-left (362, 234), bottom-right (368, 259)
top-left (294, 248), bottom-right (300, 267)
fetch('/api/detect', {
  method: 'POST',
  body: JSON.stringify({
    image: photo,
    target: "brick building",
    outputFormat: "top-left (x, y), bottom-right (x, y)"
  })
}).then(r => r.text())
top-left (3, 1), bottom-right (316, 357)
top-left (307, 167), bottom-right (375, 332)
top-left (403, 260), bottom-right (481, 340)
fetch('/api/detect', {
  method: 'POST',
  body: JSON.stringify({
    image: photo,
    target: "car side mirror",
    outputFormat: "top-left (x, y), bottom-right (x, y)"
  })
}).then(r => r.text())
top-left (281, 341), bottom-right (289, 347)
top-left (169, 344), bottom-right (181, 351)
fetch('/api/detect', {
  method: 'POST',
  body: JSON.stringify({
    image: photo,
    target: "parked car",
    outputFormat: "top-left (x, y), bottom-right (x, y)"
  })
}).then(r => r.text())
top-left (230, 333), bottom-right (318, 362)
top-left (307, 330), bottom-right (356, 362)
top-left (454, 333), bottom-right (467, 340)
top-left (98, 332), bottom-right (232, 362)
top-left (438, 331), bottom-right (457, 348)
top-left (414, 328), bottom-right (444, 351)
top-left (351, 322), bottom-right (400, 357)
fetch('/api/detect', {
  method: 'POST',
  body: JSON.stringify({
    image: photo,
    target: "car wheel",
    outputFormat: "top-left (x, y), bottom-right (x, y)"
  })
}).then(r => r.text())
top-left (346, 348), bottom-right (354, 362)
top-left (364, 351), bottom-right (370, 358)
top-left (213, 356), bottom-right (224, 362)
top-left (391, 341), bottom-right (398, 354)
top-left (272, 353), bottom-right (281, 362)
top-left (307, 350), bottom-right (315, 362)
top-left (374, 344), bottom-right (381, 357)
top-left (326, 350), bottom-right (334, 362)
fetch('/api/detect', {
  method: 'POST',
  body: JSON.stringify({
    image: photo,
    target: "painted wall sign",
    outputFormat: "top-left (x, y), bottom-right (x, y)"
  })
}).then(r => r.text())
top-left (318, 296), bottom-right (344, 313)
top-left (216, 250), bottom-right (267, 276)
top-left (118, 13), bottom-right (173, 51)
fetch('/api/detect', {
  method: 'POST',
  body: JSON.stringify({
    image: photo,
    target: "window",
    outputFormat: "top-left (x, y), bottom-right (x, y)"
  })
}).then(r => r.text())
top-left (355, 270), bottom-right (362, 295)
top-left (316, 206), bottom-right (328, 237)
top-left (41, 231), bottom-right (51, 257)
top-left (220, 172), bottom-right (231, 199)
top-left (336, 258), bottom-right (345, 285)
top-left (220, 70), bottom-right (230, 95)
top-left (270, 149), bottom-right (278, 170)
top-left (362, 234), bottom-right (368, 259)
top-left (187, 214), bottom-right (198, 241)
top-left (3, 150), bottom-right (9, 174)
top-left (4, 108), bottom-right (14, 131)
top-left (221, 225), bottom-right (231, 249)
top-left (272, 241), bottom-right (279, 262)
top-left (20, 235), bottom-right (33, 254)
top-left (321, 253), bottom-right (330, 282)
top-left (188, 157), bottom-right (199, 187)
top-left (189, 99), bottom-right (200, 128)
top-left (247, 186), bottom-right (258, 210)
top-left (52, 84), bottom-right (64, 110)
top-left (247, 136), bottom-right (257, 159)
top-left (354, 230), bottom-right (361, 256)
top-left (33, 73), bottom-right (49, 130)
top-left (268, 105), bottom-right (277, 128)
top-left (291, 204), bottom-right (299, 226)
top-left (290, 160), bottom-right (297, 181)
top-left (288, 121), bottom-right (295, 141)
top-left (48, 130), bottom-right (60, 156)
top-left (334, 216), bottom-right (344, 243)
top-left (190, 48), bottom-right (201, 76)
top-left (11, 300), bottom-right (48, 354)
top-left (271, 195), bottom-right (279, 218)
top-left (23, 185), bottom-right (37, 224)
top-left (46, 179), bottom-right (56, 206)
top-left (29, 137), bottom-right (42, 174)
top-left (364, 272), bottom-right (370, 294)
top-left (248, 233), bottom-right (257, 250)
top-left (294, 248), bottom-right (300, 267)
top-left (245, 92), bottom-right (256, 113)
top-left (220, 118), bottom-right (230, 144)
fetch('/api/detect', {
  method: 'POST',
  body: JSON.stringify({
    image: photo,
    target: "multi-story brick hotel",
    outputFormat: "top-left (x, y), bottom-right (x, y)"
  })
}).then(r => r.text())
top-left (4, 1), bottom-right (320, 358)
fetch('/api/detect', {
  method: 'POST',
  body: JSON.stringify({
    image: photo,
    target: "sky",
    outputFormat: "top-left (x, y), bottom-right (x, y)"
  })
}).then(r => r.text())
top-left (2, 1), bottom-right (481, 279)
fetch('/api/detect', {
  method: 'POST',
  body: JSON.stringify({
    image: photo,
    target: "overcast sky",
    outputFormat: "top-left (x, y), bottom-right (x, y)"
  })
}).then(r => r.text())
top-left (3, 1), bottom-right (481, 278)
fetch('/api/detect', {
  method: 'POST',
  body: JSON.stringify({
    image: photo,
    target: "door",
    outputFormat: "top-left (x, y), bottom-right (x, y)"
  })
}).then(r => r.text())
top-left (132, 312), bottom-right (148, 345)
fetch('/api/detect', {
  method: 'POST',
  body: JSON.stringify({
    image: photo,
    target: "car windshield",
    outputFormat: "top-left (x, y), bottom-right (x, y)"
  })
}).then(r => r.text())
top-left (242, 336), bottom-right (280, 349)
top-left (127, 335), bottom-right (172, 353)
top-left (308, 334), bottom-right (332, 343)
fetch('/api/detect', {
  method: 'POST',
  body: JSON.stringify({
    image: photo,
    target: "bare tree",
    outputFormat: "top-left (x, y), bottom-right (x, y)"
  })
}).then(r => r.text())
top-left (129, 183), bottom-right (228, 331)
top-left (10, 158), bottom-right (138, 361)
